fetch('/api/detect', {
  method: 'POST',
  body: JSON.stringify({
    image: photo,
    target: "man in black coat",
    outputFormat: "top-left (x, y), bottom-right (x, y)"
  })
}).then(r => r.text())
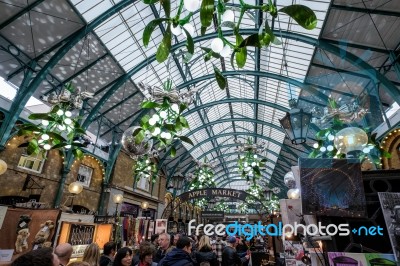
top-left (221, 236), bottom-right (250, 266)
top-left (158, 236), bottom-right (195, 266)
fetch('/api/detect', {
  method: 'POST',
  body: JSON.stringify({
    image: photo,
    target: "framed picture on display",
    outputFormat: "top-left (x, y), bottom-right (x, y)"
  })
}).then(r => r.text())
top-left (77, 165), bottom-right (93, 188)
top-left (136, 173), bottom-right (150, 192)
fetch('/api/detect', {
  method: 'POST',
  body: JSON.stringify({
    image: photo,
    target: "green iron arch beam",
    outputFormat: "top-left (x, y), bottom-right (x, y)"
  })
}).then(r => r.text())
top-left (0, 0), bottom-right (135, 147)
top-left (82, 28), bottom-right (400, 132)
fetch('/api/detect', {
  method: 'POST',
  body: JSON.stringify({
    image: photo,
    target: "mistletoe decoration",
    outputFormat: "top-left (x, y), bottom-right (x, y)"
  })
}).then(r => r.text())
top-left (133, 153), bottom-right (158, 185)
top-left (236, 138), bottom-right (267, 184)
top-left (309, 98), bottom-right (391, 166)
top-left (142, 0), bottom-right (317, 89)
top-left (133, 80), bottom-right (194, 157)
top-left (187, 159), bottom-right (216, 190)
top-left (17, 84), bottom-right (87, 159)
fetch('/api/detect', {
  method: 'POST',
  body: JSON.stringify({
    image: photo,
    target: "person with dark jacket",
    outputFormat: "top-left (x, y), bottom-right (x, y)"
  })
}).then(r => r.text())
top-left (221, 237), bottom-right (250, 266)
top-left (195, 235), bottom-right (218, 266)
top-left (100, 241), bottom-right (116, 266)
top-left (158, 236), bottom-right (195, 266)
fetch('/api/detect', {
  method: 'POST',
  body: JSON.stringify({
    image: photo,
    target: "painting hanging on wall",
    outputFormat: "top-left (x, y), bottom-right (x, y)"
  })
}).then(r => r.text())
top-left (299, 158), bottom-right (366, 217)
top-left (326, 252), bottom-right (395, 266)
top-left (378, 192), bottom-right (400, 262)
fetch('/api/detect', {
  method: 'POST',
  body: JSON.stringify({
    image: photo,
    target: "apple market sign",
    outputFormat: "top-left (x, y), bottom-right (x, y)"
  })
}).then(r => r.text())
top-left (178, 188), bottom-right (248, 202)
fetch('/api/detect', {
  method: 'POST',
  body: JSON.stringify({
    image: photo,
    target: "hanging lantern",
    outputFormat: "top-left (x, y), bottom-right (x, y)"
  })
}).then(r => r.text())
top-left (170, 172), bottom-right (185, 191)
top-left (279, 100), bottom-right (312, 145)
top-left (334, 127), bottom-right (368, 155)
top-left (0, 159), bottom-right (7, 175)
top-left (264, 189), bottom-right (273, 201)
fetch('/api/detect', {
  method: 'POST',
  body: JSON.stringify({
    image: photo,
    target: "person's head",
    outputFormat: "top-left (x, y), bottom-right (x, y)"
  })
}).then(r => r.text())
top-left (158, 233), bottom-right (171, 250)
top-left (113, 247), bottom-right (133, 266)
top-left (227, 236), bottom-right (238, 247)
top-left (55, 243), bottom-right (73, 266)
top-left (82, 243), bottom-right (101, 266)
top-left (200, 263), bottom-right (211, 266)
top-left (11, 247), bottom-right (59, 266)
top-left (68, 262), bottom-right (90, 266)
top-left (198, 235), bottom-right (212, 251)
top-left (176, 236), bottom-right (193, 254)
top-left (151, 234), bottom-right (159, 245)
top-left (173, 233), bottom-right (181, 246)
top-left (103, 241), bottom-right (117, 256)
top-left (139, 244), bottom-right (155, 265)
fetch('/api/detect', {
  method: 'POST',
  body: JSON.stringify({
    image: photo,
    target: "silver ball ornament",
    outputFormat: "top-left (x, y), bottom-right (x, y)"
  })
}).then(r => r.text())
top-left (121, 126), bottom-right (153, 156)
top-left (284, 171), bottom-right (296, 189)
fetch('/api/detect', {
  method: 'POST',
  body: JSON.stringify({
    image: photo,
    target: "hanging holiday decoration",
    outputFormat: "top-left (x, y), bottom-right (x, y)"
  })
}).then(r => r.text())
top-left (132, 80), bottom-right (195, 157)
top-left (141, 0), bottom-right (317, 89)
top-left (17, 83), bottom-right (88, 159)
top-left (272, 187), bottom-right (281, 194)
top-left (235, 138), bottom-right (267, 184)
top-left (132, 152), bottom-right (158, 185)
top-left (187, 159), bottom-right (216, 190)
top-left (309, 97), bottom-right (391, 166)
top-left (122, 126), bottom-right (154, 157)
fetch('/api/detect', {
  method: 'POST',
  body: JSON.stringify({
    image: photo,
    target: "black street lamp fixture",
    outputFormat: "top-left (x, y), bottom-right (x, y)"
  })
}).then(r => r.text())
top-left (264, 188), bottom-right (273, 201)
top-left (170, 171), bottom-right (185, 194)
top-left (279, 99), bottom-right (312, 145)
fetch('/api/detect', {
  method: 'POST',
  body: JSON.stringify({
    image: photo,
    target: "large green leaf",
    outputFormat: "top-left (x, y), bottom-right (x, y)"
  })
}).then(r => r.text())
top-left (161, 0), bottom-right (171, 18)
top-left (213, 65), bottom-right (227, 90)
top-left (143, 18), bottom-right (169, 47)
top-left (156, 23), bottom-right (172, 63)
top-left (279, 5), bottom-right (317, 30)
top-left (179, 13), bottom-right (193, 26)
top-left (27, 139), bottom-right (40, 155)
top-left (135, 129), bottom-right (145, 144)
top-left (235, 34), bottom-right (247, 68)
top-left (47, 132), bottom-right (66, 142)
top-left (179, 116), bottom-right (189, 128)
top-left (200, 0), bottom-right (214, 28)
top-left (141, 101), bottom-right (160, 109)
top-left (143, 0), bottom-right (160, 3)
top-left (182, 27), bottom-right (194, 63)
top-left (179, 136), bottom-right (194, 145)
top-left (28, 113), bottom-right (55, 121)
top-left (72, 148), bottom-right (84, 160)
top-left (239, 34), bottom-right (262, 48)
top-left (170, 146), bottom-right (176, 157)
top-left (200, 47), bottom-right (221, 59)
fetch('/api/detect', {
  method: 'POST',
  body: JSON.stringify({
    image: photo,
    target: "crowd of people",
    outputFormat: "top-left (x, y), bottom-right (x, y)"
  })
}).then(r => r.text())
top-left (11, 233), bottom-right (254, 266)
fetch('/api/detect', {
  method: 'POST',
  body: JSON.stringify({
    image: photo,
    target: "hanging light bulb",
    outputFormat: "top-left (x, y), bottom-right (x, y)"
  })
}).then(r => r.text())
top-left (41, 134), bottom-right (49, 140)
top-left (171, 25), bottom-right (182, 36)
top-left (222, 9), bottom-right (235, 23)
top-left (64, 118), bottom-right (72, 125)
top-left (219, 45), bottom-right (231, 57)
top-left (210, 38), bottom-right (224, 53)
top-left (149, 118), bottom-right (157, 126)
top-left (183, 23), bottom-right (195, 37)
top-left (56, 110), bottom-right (64, 116)
top-left (58, 124), bottom-right (66, 130)
top-left (43, 144), bottom-right (51, 150)
top-left (152, 114), bottom-right (160, 122)
top-left (171, 104), bottom-right (180, 113)
top-left (184, 0), bottom-right (200, 12)
top-left (65, 111), bottom-right (72, 117)
top-left (159, 111), bottom-right (167, 119)
top-left (152, 127), bottom-right (161, 136)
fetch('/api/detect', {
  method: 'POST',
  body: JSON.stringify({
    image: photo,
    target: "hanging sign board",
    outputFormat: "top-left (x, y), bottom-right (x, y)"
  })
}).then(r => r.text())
top-left (178, 188), bottom-right (247, 201)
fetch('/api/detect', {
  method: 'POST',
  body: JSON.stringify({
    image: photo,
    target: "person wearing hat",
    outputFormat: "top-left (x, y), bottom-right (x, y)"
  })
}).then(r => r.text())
top-left (221, 236), bottom-right (250, 266)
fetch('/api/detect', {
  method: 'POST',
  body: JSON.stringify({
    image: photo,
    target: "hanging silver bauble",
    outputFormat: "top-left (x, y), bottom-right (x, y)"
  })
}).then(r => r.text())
top-left (284, 171), bottom-right (296, 189)
top-left (121, 126), bottom-right (153, 156)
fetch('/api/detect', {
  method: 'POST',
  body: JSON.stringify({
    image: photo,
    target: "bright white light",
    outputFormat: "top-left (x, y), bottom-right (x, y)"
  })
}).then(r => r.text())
top-left (363, 147), bottom-right (370, 153)
top-left (328, 134), bottom-right (334, 141)
top-left (184, 0), bottom-right (200, 12)
top-left (253, 154), bottom-right (258, 159)
top-left (211, 38), bottom-right (224, 53)
top-left (147, 166), bottom-right (152, 171)
top-left (65, 111), bottom-right (72, 117)
top-left (171, 25), bottom-right (182, 36)
top-left (146, 159), bottom-right (150, 164)
top-left (251, 162), bottom-right (256, 167)
top-left (327, 145), bottom-right (334, 151)
top-left (57, 110), bottom-right (64, 116)
top-left (152, 127), bottom-right (161, 136)
top-left (149, 118), bottom-right (156, 126)
top-left (220, 45), bottom-right (231, 57)
top-left (64, 118), bottom-right (72, 125)
top-left (58, 124), bottom-right (66, 130)
top-left (152, 114), bottom-right (160, 122)
top-left (41, 134), bottom-right (49, 140)
top-left (43, 144), bottom-right (51, 150)
top-left (171, 103), bottom-right (180, 113)
top-left (159, 111), bottom-right (167, 119)
top-left (244, 162), bottom-right (248, 168)
top-left (320, 147), bottom-right (326, 152)
top-left (313, 143), bottom-right (319, 148)
top-left (42, 120), bottom-right (49, 126)
top-left (222, 10), bottom-right (235, 23)
top-left (183, 23), bottom-right (195, 37)
top-left (164, 132), bottom-right (172, 140)
top-left (65, 145), bottom-right (71, 149)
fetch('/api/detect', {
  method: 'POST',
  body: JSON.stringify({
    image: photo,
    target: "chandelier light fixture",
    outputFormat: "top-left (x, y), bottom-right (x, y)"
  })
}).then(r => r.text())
top-left (235, 138), bottom-right (267, 184)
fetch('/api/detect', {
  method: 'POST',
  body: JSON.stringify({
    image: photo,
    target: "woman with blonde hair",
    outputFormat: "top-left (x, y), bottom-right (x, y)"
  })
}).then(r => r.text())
top-left (82, 243), bottom-right (101, 266)
top-left (195, 235), bottom-right (218, 266)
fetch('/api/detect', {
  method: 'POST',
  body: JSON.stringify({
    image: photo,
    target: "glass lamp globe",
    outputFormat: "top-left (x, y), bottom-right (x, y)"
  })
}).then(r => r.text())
top-left (334, 127), bottom-right (368, 154)
top-left (284, 171), bottom-right (296, 189)
top-left (210, 38), bottom-right (224, 53)
top-left (68, 181), bottom-right (83, 195)
top-left (0, 159), bottom-right (7, 175)
top-left (121, 126), bottom-right (153, 156)
top-left (287, 188), bottom-right (300, 199)
top-left (113, 194), bottom-right (124, 204)
top-left (184, 0), bottom-right (200, 12)
top-left (141, 201), bottom-right (149, 210)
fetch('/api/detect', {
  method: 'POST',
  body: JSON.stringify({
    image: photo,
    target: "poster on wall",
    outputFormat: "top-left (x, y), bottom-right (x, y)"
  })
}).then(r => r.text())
top-left (299, 158), bottom-right (366, 217)
top-left (327, 252), bottom-right (396, 266)
top-left (378, 192), bottom-right (400, 262)
top-left (148, 220), bottom-right (155, 237)
top-left (155, 219), bottom-right (167, 234)
top-left (283, 241), bottom-right (307, 266)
